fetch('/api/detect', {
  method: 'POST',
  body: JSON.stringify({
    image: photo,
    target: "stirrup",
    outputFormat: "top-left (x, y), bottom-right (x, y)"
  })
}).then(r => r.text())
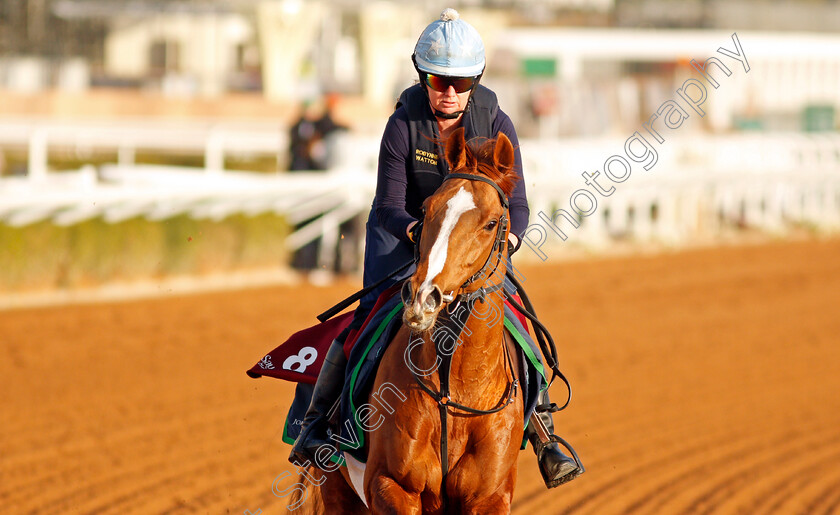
top-left (534, 435), bottom-right (585, 488)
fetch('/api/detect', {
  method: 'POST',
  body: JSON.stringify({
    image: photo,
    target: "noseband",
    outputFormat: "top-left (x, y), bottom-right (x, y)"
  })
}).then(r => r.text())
top-left (441, 172), bottom-right (509, 303)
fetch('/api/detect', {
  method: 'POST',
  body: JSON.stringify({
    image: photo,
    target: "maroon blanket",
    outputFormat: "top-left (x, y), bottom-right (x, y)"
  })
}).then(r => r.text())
top-left (247, 283), bottom-right (529, 385)
top-left (247, 284), bottom-right (402, 384)
top-left (246, 310), bottom-right (353, 384)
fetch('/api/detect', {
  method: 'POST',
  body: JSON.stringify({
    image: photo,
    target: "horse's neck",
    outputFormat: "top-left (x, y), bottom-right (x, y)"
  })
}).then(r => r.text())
top-left (457, 299), bottom-right (507, 373)
top-left (420, 278), bottom-right (510, 404)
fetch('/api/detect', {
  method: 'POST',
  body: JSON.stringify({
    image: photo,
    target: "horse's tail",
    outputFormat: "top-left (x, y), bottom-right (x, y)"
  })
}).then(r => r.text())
top-left (285, 470), bottom-right (324, 515)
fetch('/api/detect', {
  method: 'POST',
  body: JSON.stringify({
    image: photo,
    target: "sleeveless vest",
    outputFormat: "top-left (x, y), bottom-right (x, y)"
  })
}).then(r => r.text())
top-left (395, 83), bottom-right (499, 219)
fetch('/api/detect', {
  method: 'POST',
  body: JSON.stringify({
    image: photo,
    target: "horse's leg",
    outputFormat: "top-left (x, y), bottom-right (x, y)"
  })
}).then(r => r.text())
top-left (365, 327), bottom-right (438, 514)
top-left (367, 475), bottom-right (422, 515)
top-left (463, 494), bottom-right (512, 515)
top-left (460, 469), bottom-right (516, 515)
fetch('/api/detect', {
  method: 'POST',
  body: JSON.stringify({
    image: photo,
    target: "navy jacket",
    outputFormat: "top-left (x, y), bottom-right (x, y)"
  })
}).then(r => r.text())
top-left (373, 85), bottom-right (530, 242)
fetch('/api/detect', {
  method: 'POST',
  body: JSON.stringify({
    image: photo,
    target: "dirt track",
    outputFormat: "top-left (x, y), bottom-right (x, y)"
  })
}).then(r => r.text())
top-left (2, 238), bottom-right (840, 514)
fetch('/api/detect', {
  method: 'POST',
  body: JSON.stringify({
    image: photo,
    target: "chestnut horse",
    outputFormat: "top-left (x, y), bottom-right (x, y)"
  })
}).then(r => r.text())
top-left (296, 127), bottom-right (523, 514)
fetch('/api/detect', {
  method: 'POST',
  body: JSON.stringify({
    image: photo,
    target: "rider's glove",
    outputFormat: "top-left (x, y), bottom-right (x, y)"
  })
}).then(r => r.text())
top-left (408, 221), bottom-right (423, 245)
top-left (507, 233), bottom-right (521, 256)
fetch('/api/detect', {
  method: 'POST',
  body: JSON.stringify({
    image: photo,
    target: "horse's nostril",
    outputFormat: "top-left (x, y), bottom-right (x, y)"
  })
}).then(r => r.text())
top-left (424, 287), bottom-right (443, 312)
top-left (401, 281), bottom-right (413, 306)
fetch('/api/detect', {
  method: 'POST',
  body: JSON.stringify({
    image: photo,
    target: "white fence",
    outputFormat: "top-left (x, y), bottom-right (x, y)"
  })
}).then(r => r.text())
top-left (0, 118), bottom-right (287, 179)
top-left (2, 120), bottom-right (839, 271)
top-left (521, 133), bottom-right (840, 255)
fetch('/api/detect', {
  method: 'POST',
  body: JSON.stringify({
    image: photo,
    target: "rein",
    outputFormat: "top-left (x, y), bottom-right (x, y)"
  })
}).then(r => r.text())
top-left (317, 259), bottom-right (415, 323)
top-left (504, 270), bottom-right (572, 408)
top-left (409, 297), bottom-right (518, 509)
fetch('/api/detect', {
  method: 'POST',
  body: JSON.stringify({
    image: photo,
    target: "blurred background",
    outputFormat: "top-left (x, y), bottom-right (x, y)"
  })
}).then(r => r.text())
top-left (3, 2), bottom-right (840, 515)
top-left (1, 0), bottom-right (839, 297)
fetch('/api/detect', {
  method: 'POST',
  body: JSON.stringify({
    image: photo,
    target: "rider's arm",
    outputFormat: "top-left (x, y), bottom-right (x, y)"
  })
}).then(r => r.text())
top-left (494, 109), bottom-right (530, 242)
top-left (374, 109), bottom-right (417, 242)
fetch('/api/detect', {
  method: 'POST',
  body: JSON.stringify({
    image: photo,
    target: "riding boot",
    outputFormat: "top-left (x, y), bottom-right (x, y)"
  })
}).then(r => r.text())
top-left (526, 390), bottom-right (583, 488)
top-left (288, 338), bottom-right (348, 467)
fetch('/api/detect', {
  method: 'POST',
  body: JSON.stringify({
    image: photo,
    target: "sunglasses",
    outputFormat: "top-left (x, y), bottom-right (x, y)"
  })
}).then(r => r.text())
top-left (423, 73), bottom-right (478, 94)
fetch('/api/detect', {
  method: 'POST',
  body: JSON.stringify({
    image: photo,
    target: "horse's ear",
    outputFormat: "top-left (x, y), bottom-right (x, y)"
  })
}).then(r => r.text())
top-left (445, 127), bottom-right (467, 171)
top-left (493, 132), bottom-right (515, 175)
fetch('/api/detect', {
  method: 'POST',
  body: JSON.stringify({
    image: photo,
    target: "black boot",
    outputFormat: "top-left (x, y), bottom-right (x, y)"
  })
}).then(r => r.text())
top-left (289, 339), bottom-right (347, 467)
top-left (526, 391), bottom-right (583, 488)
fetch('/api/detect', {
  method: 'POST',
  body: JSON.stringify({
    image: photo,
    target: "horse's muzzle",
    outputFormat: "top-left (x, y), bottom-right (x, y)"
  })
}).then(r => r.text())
top-left (402, 283), bottom-right (443, 332)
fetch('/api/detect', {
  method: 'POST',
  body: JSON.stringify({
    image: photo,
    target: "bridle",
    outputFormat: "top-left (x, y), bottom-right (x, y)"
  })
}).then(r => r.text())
top-left (401, 172), bottom-right (509, 308)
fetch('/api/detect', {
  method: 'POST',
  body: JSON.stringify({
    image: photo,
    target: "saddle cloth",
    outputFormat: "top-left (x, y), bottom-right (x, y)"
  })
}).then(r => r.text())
top-left (246, 310), bottom-right (353, 384)
top-left (246, 283), bottom-right (404, 383)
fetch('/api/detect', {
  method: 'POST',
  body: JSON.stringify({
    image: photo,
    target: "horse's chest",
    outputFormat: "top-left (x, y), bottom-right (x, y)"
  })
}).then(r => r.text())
top-left (391, 407), bottom-right (521, 482)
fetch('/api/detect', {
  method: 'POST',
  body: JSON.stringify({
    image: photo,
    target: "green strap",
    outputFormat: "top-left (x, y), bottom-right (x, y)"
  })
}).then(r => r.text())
top-left (504, 317), bottom-right (547, 388)
top-left (345, 301), bottom-right (405, 451)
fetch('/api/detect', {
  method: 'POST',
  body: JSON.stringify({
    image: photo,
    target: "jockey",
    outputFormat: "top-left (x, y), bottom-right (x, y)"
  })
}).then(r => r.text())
top-left (290, 8), bottom-right (582, 488)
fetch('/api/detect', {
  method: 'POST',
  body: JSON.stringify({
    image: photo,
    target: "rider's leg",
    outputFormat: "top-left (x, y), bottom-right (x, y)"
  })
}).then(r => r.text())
top-left (503, 269), bottom-right (582, 488)
top-left (525, 390), bottom-right (583, 488)
top-left (289, 329), bottom-right (350, 465)
top-left (289, 206), bottom-right (415, 467)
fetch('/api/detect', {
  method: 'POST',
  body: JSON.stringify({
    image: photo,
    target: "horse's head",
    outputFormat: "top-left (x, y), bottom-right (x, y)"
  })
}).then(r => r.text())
top-left (402, 127), bottom-right (519, 332)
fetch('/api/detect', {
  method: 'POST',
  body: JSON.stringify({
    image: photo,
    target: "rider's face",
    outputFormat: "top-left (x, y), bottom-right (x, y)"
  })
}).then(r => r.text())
top-left (427, 85), bottom-right (471, 116)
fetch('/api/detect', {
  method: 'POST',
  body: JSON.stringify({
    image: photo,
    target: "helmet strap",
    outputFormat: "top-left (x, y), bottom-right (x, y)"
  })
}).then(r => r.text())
top-left (412, 56), bottom-right (484, 121)
top-left (433, 108), bottom-right (464, 120)
top-left (430, 72), bottom-right (482, 120)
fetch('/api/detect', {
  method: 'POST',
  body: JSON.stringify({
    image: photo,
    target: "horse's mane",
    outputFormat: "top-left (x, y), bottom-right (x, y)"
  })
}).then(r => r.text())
top-left (436, 128), bottom-right (520, 199)
top-left (464, 137), bottom-right (520, 199)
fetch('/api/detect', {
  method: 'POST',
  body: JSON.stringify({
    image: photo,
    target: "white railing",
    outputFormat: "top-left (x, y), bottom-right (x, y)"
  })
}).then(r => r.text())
top-left (0, 163), bottom-right (374, 240)
top-left (2, 127), bottom-right (839, 271)
top-left (0, 118), bottom-right (287, 179)
top-left (520, 133), bottom-right (840, 255)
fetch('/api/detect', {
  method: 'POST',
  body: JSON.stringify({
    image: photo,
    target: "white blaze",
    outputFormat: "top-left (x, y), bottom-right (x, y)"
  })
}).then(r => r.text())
top-left (420, 187), bottom-right (476, 294)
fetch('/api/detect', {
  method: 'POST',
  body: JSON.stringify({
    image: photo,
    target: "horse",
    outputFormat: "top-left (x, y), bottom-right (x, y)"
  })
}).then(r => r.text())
top-left (295, 127), bottom-right (524, 514)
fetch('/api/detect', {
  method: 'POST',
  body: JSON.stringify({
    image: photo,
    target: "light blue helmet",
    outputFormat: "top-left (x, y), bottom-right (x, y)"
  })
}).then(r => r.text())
top-left (413, 8), bottom-right (485, 78)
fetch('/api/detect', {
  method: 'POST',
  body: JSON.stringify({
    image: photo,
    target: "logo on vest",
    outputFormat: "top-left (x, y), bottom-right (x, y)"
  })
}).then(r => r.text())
top-left (415, 149), bottom-right (438, 166)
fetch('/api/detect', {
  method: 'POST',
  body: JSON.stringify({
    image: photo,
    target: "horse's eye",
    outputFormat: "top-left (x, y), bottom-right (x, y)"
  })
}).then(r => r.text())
top-left (484, 220), bottom-right (498, 231)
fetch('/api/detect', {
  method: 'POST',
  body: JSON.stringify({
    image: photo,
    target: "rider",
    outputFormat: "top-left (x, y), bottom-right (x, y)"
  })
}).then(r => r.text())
top-left (290, 8), bottom-right (582, 488)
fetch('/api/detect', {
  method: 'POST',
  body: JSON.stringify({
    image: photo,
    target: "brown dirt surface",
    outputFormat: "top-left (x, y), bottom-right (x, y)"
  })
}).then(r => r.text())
top-left (2, 237), bottom-right (840, 514)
